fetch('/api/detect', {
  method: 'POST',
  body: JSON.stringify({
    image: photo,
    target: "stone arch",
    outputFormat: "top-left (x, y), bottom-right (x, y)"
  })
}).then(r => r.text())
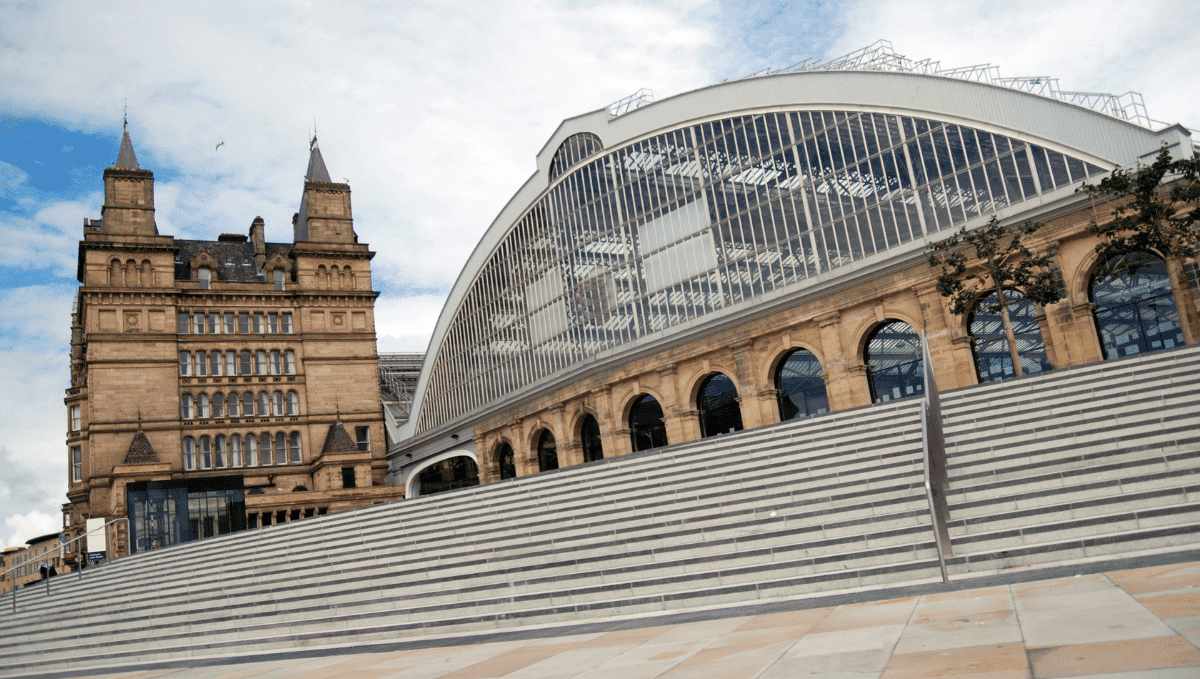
top-left (682, 363), bottom-right (742, 408)
top-left (771, 346), bottom-right (830, 421)
top-left (402, 448), bottom-right (478, 499)
top-left (693, 371), bottom-right (744, 438)
top-left (109, 259), bottom-right (122, 286)
top-left (1088, 250), bottom-right (1185, 360)
top-left (569, 407), bottom-right (604, 463)
top-left (491, 438), bottom-right (517, 480)
top-left (626, 392), bottom-right (668, 452)
top-left (140, 260), bottom-right (153, 287)
top-left (850, 310), bottom-right (924, 361)
top-left (317, 264), bottom-right (329, 289)
top-left (618, 387), bottom-right (667, 424)
top-left (863, 319), bottom-right (925, 403)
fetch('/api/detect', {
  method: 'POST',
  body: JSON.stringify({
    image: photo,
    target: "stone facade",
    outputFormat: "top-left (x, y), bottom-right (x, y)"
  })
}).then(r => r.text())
top-left (469, 200), bottom-right (1200, 484)
top-left (62, 130), bottom-right (403, 560)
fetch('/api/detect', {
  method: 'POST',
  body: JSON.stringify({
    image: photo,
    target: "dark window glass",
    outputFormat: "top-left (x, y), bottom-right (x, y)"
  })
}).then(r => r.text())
top-left (342, 467), bottom-right (356, 488)
top-left (629, 394), bottom-right (667, 452)
top-left (776, 348), bottom-right (829, 420)
top-left (495, 443), bottom-right (516, 480)
top-left (969, 291), bottom-right (1052, 382)
top-left (697, 373), bottom-right (743, 437)
top-left (177, 313), bottom-right (189, 334)
top-left (865, 320), bottom-right (924, 403)
top-left (580, 415), bottom-right (603, 462)
top-left (238, 312), bottom-right (249, 333)
top-left (1091, 252), bottom-right (1183, 360)
top-left (416, 456), bottom-right (479, 496)
top-left (537, 429), bottom-right (558, 472)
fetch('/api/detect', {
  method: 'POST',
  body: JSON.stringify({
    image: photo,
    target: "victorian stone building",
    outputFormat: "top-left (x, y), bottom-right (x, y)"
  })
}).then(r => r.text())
top-left (62, 126), bottom-right (403, 559)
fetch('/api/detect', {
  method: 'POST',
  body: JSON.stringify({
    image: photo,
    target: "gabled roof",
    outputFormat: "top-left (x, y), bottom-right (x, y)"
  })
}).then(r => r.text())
top-left (321, 421), bottom-right (359, 455)
top-left (124, 431), bottom-right (158, 464)
top-left (174, 240), bottom-right (292, 282)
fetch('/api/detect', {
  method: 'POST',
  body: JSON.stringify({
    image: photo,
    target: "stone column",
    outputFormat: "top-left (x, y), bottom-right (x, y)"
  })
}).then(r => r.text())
top-left (731, 341), bottom-right (769, 429)
top-left (817, 312), bottom-right (870, 410)
top-left (917, 284), bottom-right (971, 390)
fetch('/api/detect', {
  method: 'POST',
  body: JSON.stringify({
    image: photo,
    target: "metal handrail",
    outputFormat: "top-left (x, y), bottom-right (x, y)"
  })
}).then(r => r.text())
top-left (919, 330), bottom-right (953, 583)
top-left (4, 518), bottom-right (128, 614)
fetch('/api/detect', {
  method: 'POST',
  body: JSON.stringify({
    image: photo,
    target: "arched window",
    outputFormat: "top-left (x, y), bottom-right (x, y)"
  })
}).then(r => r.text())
top-left (181, 394), bottom-right (194, 419)
top-left (270, 350), bottom-right (281, 375)
top-left (495, 442), bottom-right (516, 480)
top-left (242, 392), bottom-right (254, 417)
top-left (210, 351), bottom-right (222, 376)
top-left (969, 291), bottom-right (1051, 382)
top-left (110, 259), bottom-right (122, 286)
top-left (260, 434), bottom-right (273, 465)
top-left (195, 350), bottom-right (207, 376)
top-left (183, 437), bottom-right (196, 470)
top-left (865, 320), bottom-right (924, 403)
top-left (284, 350), bottom-right (296, 374)
top-left (197, 266), bottom-right (211, 290)
top-left (214, 435), bottom-right (227, 468)
top-left (629, 394), bottom-right (667, 452)
top-left (179, 351), bottom-right (192, 376)
top-left (230, 434), bottom-right (243, 467)
top-left (245, 434), bottom-right (258, 466)
top-left (274, 433), bottom-right (286, 465)
top-left (1090, 252), bottom-right (1184, 360)
top-left (126, 259), bottom-right (138, 287)
top-left (287, 391), bottom-right (299, 416)
top-left (198, 436), bottom-right (212, 469)
top-left (257, 392), bottom-right (269, 417)
top-left (197, 393), bottom-right (210, 419)
top-left (697, 373), bottom-right (743, 438)
top-left (537, 429), bottom-right (558, 472)
top-left (417, 456), bottom-right (480, 496)
top-left (239, 350), bottom-right (252, 375)
top-left (227, 391), bottom-right (239, 417)
top-left (141, 260), bottom-right (153, 287)
top-left (317, 265), bottom-right (328, 289)
top-left (226, 350), bottom-right (237, 375)
top-left (255, 350), bottom-right (267, 375)
top-left (580, 415), bottom-right (603, 463)
top-left (271, 391), bottom-right (284, 416)
top-left (212, 392), bottom-right (224, 418)
top-left (775, 349), bottom-right (829, 420)
top-left (289, 432), bottom-right (302, 464)
top-left (549, 132), bottom-right (603, 180)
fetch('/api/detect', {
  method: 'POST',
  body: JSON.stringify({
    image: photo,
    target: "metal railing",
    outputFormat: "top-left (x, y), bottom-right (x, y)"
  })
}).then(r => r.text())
top-left (3, 518), bottom-right (128, 614)
top-left (919, 330), bottom-right (953, 582)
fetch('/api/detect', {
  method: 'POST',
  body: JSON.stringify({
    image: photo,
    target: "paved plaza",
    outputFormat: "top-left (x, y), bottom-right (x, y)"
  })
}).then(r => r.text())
top-left (44, 559), bottom-right (1200, 679)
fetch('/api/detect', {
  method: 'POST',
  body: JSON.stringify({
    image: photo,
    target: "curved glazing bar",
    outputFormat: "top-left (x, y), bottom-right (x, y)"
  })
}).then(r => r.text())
top-left (549, 132), bottom-right (604, 181)
top-left (416, 109), bottom-right (1108, 433)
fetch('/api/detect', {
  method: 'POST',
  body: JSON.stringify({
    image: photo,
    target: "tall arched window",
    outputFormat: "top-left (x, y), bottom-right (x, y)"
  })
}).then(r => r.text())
top-left (287, 391), bottom-right (299, 416)
top-left (226, 350), bottom-right (237, 374)
top-left (865, 320), bottom-right (924, 403)
top-left (697, 373), bottom-right (743, 438)
top-left (274, 433), bottom-right (286, 465)
top-left (227, 391), bottom-right (239, 417)
top-left (1090, 252), bottom-right (1184, 360)
top-left (775, 349), bottom-right (829, 420)
top-left (271, 391), bottom-right (284, 416)
top-left (230, 435), bottom-right (243, 467)
top-left (537, 429), bottom-right (558, 472)
top-left (495, 442), bottom-right (516, 480)
top-left (289, 432), bottom-right (302, 463)
top-left (257, 392), bottom-right (269, 417)
top-left (245, 434), bottom-right (258, 466)
top-left (260, 434), bottom-right (273, 464)
top-left (181, 394), bottom-right (194, 419)
top-left (212, 392), bottom-right (225, 418)
top-left (284, 350), bottom-right (296, 374)
top-left (214, 435), bottom-right (227, 468)
top-left (270, 350), bottom-right (281, 375)
top-left (179, 351), bottom-right (192, 376)
top-left (629, 394), bottom-right (667, 452)
top-left (183, 437), bottom-right (196, 470)
top-left (198, 436), bottom-right (212, 469)
top-left (580, 415), bottom-right (603, 462)
top-left (242, 392), bottom-right (254, 417)
top-left (239, 350), bottom-right (252, 375)
top-left (197, 393), bottom-right (210, 419)
top-left (969, 291), bottom-right (1051, 382)
top-left (255, 350), bottom-right (267, 375)
top-left (195, 350), bottom-right (207, 376)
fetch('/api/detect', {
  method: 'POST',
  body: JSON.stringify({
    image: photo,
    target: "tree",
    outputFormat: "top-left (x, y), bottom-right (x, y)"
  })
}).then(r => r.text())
top-left (1081, 147), bottom-right (1200, 278)
top-left (926, 217), bottom-right (1065, 377)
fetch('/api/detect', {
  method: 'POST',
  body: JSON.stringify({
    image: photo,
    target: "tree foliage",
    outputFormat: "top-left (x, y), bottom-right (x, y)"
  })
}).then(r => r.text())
top-left (926, 217), bottom-right (1065, 377)
top-left (926, 217), bottom-right (1065, 315)
top-left (1081, 147), bottom-right (1200, 277)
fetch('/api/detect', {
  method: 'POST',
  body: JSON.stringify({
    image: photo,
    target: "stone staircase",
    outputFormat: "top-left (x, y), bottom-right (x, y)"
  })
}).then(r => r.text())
top-left (941, 345), bottom-right (1200, 574)
top-left (0, 398), bottom-right (939, 676)
top-left (0, 345), bottom-right (1196, 677)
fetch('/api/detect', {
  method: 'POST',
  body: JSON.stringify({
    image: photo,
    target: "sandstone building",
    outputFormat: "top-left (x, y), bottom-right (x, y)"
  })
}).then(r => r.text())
top-left (63, 128), bottom-right (403, 559)
top-left (388, 42), bottom-right (1198, 496)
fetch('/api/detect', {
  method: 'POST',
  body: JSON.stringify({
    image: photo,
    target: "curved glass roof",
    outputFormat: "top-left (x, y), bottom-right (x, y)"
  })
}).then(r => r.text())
top-left (414, 107), bottom-right (1107, 433)
top-left (549, 132), bottom-right (604, 180)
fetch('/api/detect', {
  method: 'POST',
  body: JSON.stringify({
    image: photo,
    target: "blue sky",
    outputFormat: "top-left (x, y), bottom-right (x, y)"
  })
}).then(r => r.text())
top-left (1, 0), bottom-right (1196, 547)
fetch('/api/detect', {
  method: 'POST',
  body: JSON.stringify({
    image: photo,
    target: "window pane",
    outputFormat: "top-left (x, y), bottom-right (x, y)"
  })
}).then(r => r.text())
top-left (282, 313), bottom-right (292, 333)
top-left (238, 313), bottom-right (249, 333)
top-left (224, 312), bottom-right (235, 333)
top-left (268, 313), bottom-right (279, 333)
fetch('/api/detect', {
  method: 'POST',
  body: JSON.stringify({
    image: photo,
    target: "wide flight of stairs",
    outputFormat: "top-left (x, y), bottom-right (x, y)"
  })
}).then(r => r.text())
top-left (0, 345), bottom-right (1196, 677)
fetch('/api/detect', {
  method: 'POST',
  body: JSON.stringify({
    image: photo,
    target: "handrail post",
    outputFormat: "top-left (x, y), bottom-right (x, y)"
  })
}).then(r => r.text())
top-left (920, 330), bottom-right (953, 583)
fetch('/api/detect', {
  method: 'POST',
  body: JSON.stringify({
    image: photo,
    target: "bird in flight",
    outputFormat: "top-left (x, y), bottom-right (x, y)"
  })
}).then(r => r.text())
top-left (215, 141), bottom-right (225, 150)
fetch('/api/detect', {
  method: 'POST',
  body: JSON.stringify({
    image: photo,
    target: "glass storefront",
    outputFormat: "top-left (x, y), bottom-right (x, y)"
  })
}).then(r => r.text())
top-left (127, 477), bottom-right (246, 554)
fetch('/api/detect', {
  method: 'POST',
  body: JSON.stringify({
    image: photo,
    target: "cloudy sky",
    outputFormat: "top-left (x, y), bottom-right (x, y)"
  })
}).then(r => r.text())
top-left (1, 0), bottom-right (1196, 548)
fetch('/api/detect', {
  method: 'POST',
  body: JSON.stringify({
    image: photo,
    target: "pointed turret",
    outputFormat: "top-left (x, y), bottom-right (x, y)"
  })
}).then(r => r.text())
top-left (101, 120), bottom-right (156, 236)
top-left (115, 121), bottom-right (140, 170)
top-left (295, 135), bottom-right (355, 244)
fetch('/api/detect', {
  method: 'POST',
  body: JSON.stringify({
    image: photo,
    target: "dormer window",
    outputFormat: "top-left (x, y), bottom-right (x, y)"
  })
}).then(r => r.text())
top-left (273, 269), bottom-right (285, 291)
top-left (197, 267), bottom-right (211, 290)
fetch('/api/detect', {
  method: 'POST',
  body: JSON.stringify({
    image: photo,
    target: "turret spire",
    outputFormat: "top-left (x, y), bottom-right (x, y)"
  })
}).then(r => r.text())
top-left (115, 117), bottom-right (140, 170)
top-left (305, 134), bottom-right (331, 182)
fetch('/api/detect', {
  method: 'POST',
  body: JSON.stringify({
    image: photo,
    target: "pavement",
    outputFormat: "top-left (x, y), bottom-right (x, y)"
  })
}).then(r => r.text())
top-left (54, 558), bottom-right (1200, 679)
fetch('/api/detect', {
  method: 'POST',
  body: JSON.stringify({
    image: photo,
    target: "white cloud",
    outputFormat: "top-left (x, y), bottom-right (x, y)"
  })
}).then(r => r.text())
top-left (375, 294), bottom-right (450, 353)
top-left (5, 510), bottom-right (61, 549)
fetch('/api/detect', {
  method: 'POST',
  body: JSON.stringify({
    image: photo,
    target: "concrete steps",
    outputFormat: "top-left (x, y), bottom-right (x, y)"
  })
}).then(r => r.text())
top-left (940, 345), bottom-right (1200, 575)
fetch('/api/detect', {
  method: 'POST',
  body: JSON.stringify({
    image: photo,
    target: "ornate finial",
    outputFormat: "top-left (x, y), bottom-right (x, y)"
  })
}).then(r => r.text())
top-left (123, 100), bottom-right (127, 131)
top-left (310, 118), bottom-right (318, 151)
top-left (335, 398), bottom-right (341, 422)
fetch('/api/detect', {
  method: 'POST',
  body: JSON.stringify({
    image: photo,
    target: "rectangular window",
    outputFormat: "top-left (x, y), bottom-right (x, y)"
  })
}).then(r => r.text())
top-left (195, 351), bottom-right (207, 376)
top-left (253, 313), bottom-right (264, 333)
top-left (193, 312), bottom-right (205, 334)
top-left (177, 313), bottom-right (190, 334)
top-left (208, 313), bottom-right (219, 334)
top-left (71, 446), bottom-right (81, 482)
top-left (210, 351), bottom-right (221, 376)
top-left (226, 350), bottom-right (237, 375)
top-left (255, 350), bottom-right (267, 375)
top-left (240, 350), bottom-right (252, 375)
top-left (238, 312), bottom-right (250, 334)
top-left (224, 312), bottom-right (236, 334)
top-left (284, 350), bottom-right (296, 374)
top-left (268, 313), bottom-right (279, 333)
top-left (281, 312), bottom-right (293, 333)
top-left (355, 426), bottom-right (370, 451)
top-left (341, 467), bottom-right (357, 489)
top-left (70, 405), bottom-right (81, 431)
